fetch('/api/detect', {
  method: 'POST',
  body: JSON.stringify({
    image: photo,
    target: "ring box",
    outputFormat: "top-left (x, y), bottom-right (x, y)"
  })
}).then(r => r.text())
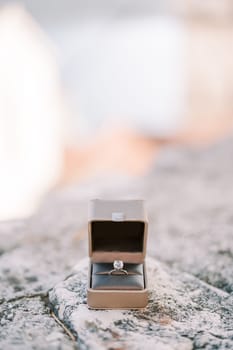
top-left (87, 199), bottom-right (148, 309)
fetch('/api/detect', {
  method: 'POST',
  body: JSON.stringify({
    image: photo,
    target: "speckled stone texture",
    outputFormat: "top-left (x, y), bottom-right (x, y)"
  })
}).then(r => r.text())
top-left (49, 257), bottom-right (233, 350)
top-left (1, 136), bottom-right (233, 349)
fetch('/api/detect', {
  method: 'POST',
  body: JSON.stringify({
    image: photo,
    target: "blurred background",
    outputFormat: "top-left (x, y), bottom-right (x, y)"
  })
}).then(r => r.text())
top-left (0, 0), bottom-right (233, 220)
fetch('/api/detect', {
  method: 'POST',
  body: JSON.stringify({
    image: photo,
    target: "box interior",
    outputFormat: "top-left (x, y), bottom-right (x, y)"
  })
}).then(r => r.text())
top-left (91, 221), bottom-right (145, 252)
top-left (90, 262), bottom-right (145, 290)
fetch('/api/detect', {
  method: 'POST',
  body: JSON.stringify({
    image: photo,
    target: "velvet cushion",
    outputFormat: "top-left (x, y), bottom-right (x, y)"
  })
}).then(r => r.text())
top-left (91, 263), bottom-right (144, 290)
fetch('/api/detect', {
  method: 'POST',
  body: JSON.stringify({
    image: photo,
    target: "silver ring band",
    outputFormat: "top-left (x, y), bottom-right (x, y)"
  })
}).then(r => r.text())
top-left (108, 269), bottom-right (128, 275)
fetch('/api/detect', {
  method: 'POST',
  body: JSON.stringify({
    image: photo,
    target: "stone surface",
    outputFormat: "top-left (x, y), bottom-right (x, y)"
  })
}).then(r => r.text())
top-left (49, 257), bottom-right (233, 350)
top-left (145, 137), bottom-right (233, 294)
top-left (1, 136), bottom-right (233, 349)
top-left (49, 258), bottom-right (233, 350)
top-left (0, 296), bottom-right (74, 350)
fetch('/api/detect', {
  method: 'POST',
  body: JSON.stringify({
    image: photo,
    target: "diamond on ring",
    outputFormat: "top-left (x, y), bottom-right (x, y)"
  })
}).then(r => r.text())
top-left (113, 260), bottom-right (124, 270)
top-left (109, 260), bottom-right (128, 275)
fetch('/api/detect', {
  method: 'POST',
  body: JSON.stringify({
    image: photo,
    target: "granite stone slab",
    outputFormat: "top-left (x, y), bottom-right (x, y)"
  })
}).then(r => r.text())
top-left (1, 136), bottom-right (233, 349)
top-left (49, 257), bottom-right (233, 350)
top-left (0, 296), bottom-right (74, 350)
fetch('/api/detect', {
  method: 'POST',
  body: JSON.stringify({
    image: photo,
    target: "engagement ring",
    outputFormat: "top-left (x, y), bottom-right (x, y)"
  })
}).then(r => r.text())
top-left (109, 260), bottom-right (128, 275)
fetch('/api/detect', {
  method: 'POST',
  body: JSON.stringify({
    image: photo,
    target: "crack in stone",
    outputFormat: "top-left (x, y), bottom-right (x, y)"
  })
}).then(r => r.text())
top-left (41, 293), bottom-right (79, 348)
top-left (1, 288), bottom-right (79, 349)
top-left (3, 291), bottom-right (49, 304)
top-left (51, 311), bottom-right (77, 342)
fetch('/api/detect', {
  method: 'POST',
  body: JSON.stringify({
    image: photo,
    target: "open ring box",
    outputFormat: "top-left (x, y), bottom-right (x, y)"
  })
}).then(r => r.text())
top-left (87, 199), bottom-right (148, 309)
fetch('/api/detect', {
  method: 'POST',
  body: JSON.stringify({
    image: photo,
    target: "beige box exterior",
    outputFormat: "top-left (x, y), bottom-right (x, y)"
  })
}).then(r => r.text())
top-left (87, 199), bottom-right (148, 309)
